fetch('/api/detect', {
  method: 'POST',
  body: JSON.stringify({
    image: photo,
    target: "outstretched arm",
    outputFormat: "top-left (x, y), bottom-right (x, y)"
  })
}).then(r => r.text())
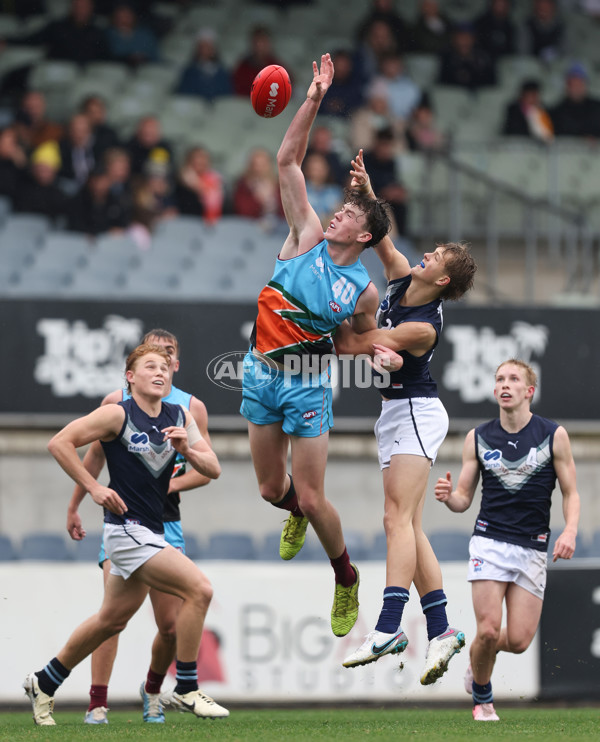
top-left (350, 148), bottom-right (411, 281)
top-left (278, 53), bottom-right (335, 259)
top-left (434, 429), bottom-right (480, 512)
top-left (334, 317), bottom-right (436, 358)
top-left (551, 425), bottom-right (580, 562)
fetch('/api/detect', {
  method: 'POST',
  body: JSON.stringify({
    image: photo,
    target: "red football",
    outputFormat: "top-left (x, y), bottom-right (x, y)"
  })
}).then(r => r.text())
top-left (250, 65), bottom-right (292, 118)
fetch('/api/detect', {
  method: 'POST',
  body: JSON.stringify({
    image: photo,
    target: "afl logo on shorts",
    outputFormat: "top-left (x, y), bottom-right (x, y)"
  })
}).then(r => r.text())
top-left (329, 300), bottom-right (341, 313)
top-left (302, 410), bottom-right (317, 420)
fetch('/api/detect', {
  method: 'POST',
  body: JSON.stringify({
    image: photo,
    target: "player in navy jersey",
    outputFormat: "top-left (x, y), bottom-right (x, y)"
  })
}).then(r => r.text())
top-left (434, 359), bottom-right (580, 721)
top-left (334, 150), bottom-right (476, 685)
top-left (24, 344), bottom-right (226, 727)
top-left (66, 329), bottom-right (216, 724)
top-left (240, 53), bottom-right (392, 638)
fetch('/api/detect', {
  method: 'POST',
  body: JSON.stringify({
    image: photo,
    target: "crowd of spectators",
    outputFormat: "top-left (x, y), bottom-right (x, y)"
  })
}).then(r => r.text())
top-left (0, 0), bottom-right (599, 242)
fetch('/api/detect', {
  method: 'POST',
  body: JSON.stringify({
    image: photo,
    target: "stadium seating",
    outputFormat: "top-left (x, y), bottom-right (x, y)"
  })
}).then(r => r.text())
top-left (72, 531), bottom-right (104, 562)
top-left (427, 530), bottom-right (471, 562)
top-left (0, 533), bottom-right (18, 561)
top-left (183, 532), bottom-right (203, 561)
top-left (205, 531), bottom-right (257, 560)
top-left (21, 532), bottom-right (73, 561)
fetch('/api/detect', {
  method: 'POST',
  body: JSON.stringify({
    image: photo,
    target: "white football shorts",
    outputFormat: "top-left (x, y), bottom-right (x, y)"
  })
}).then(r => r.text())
top-left (104, 522), bottom-right (169, 580)
top-left (468, 535), bottom-right (547, 600)
top-left (374, 397), bottom-right (449, 469)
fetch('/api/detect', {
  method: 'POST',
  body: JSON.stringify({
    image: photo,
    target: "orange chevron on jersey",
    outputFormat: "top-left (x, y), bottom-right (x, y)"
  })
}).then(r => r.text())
top-left (254, 284), bottom-right (331, 357)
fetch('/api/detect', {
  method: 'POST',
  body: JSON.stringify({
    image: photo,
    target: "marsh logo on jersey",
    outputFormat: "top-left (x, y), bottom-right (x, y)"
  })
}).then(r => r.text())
top-left (128, 432), bottom-right (151, 453)
top-left (34, 315), bottom-right (143, 398)
top-left (483, 449), bottom-right (502, 469)
top-left (442, 321), bottom-right (548, 403)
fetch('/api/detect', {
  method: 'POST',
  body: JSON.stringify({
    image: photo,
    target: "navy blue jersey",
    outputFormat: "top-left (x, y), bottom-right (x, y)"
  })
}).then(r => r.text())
top-left (473, 414), bottom-right (559, 551)
top-left (123, 384), bottom-right (192, 522)
top-left (375, 274), bottom-right (443, 399)
top-left (102, 397), bottom-right (184, 533)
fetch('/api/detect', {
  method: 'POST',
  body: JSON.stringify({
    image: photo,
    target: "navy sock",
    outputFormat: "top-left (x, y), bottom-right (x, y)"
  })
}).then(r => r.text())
top-left (271, 474), bottom-right (304, 517)
top-left (36, 657), bottom-right (70, 696)
top-left (472, 680), bottom-right (493, 705)
top-left (420, 589), bottom-right (449, 641)
top-left (375, 586), bottom-right (409, 633)
top-left (174, 660), bottom-right (197, 695)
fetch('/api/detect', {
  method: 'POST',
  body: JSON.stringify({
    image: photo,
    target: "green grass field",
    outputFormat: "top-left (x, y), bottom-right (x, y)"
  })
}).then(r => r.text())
top-left (1, 706), bottom-right (598, 742)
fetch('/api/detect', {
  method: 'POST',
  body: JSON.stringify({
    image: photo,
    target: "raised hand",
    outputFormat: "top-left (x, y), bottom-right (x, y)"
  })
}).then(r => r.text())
top-left (306, 53), bottom-right (334, 102)
top-left (350, 149), bottom-right (370, 191)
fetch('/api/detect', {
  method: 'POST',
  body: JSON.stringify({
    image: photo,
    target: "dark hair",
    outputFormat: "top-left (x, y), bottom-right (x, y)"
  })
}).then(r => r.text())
top-left (343, 188), bottom-right (392, 249)
top-left (437, 242), bottom-right (477, 301)
top-left (142, 328), bottom-right (179, 356)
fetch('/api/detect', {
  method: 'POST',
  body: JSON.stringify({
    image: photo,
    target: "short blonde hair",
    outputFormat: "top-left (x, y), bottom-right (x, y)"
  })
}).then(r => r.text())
top-left (495, 359), bottom-right (538, 388)
top-left (125, 343), bottom-right (170, 393)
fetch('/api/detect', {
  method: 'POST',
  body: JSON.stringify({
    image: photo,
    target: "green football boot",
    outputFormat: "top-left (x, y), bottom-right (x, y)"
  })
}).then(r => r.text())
top-left (331, 564), bottom-right (360, 637)
top-left (279, 513), bottom-right (309, 560)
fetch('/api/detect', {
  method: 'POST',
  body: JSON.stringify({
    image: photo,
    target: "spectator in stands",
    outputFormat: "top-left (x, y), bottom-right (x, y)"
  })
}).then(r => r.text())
top-left (305, 124), bottom-right (347, 186)
top-left (410, 0), bottom-right (451, 55)
top-left (350, 81), bottom-right (405, 153)
top-left (175, 28), bottom-right (232, 101)
top-left (105, 1), bottom-right (159, 67)
top-left (303, 152), bottom-right (344, 230)
top-left (79, 95), bottom-right (120, 158)
top-left (14, 91), bottom-right (63, 153)
top-left (13, 141), bottom-right (69, 220)
top-left (550, 63), bottom-right (600, 138)
top-left (175, 145), bottom-right (225, 224)
top-left (0, 126), bottom-right (27, 199)
top-left (103, 146), bottom-right (132, 201)
top-left (354, 18), bottom-right (398, 86)
top-left (66, 165), bottom-right (131, 236)
top-left (127, 115), bottom-right (173, 176)
top-left (502, 79), bottom-right (554, 142)
top-left (232, 25), bottom-right (287, 97)
top-left (355, 0), bottom-right (411, 50)
top-left (58, 113), bottom-right (96, 195)
top-left (232, 147), bottom-right (284, 224)
top-left (318, 49), bottom-right (364, 118)
top-left (438, 23), bottom-right (497, 91)
top-left (130, 159), bottom-right (178, 247)
top-left (362, 126), bottom-right (408, 236)
top-left (373, 52), bottom-right (422, 122)
top-left (474, 0), bottom-right (517, 59)
top-left (523, 0), bottom-right (565, 63)
top-left (19, 0), bottom-right (108, 64)
top-left (406, 96), bottom-right (448, 152)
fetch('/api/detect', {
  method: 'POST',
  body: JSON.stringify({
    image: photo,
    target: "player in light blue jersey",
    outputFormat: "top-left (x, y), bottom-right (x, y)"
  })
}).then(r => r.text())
top-left (434, 359), bottom-right (580, 722)
top-left (241, 53), bottom-right (391, 639)
top-left (66, 329), bottom-right (216, 724)
top-left (24, 343), bottom-right (224, 727)
top-left (335, 151), bottom-right (476, 685)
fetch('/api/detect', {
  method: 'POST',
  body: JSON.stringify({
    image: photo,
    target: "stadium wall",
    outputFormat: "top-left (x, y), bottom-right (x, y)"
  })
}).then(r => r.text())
top-left (3, 561), bottom-right (598, 705)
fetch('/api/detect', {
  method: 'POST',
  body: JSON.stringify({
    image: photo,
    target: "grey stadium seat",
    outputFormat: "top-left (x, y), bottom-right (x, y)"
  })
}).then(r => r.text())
top-left (21, 532), bottom-right (73, 561)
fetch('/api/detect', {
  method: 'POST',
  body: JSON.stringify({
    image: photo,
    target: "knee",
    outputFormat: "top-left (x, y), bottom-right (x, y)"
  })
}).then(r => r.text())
top-left (189, 573), bottom-right (213, 610)
top-left (259, 481), bottom-right (285, 504)
top-left (382, 508), bottom-right (410, 536)
top-left (506, 636), bottom-right (531, 654)
top-left (477, 623), bottom-right (501, 647)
